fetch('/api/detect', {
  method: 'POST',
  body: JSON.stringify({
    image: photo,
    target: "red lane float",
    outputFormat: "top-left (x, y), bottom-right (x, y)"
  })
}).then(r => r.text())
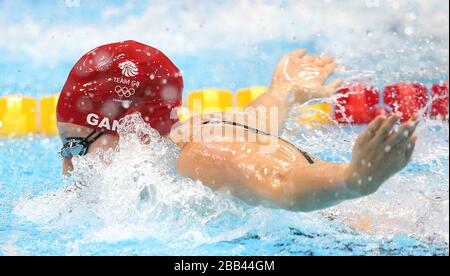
top-left (334, 85), bottom-right (384, 124)
top-left (383, 83), bottom-right (428, 122)
top-left (431, 82), bottom-right (449, 120)
top-left (334, 82), bottom-right (448, 125)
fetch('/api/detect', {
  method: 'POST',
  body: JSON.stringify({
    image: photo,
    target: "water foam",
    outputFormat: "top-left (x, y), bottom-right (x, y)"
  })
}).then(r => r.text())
top-left (13, 114), bottom-right (258, 249)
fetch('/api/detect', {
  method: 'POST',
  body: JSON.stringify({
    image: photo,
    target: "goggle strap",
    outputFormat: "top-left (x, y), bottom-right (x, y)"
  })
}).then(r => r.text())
top-left (60, 130), bottom-right (105, 158)
top-left (84, 130), bottom-right (105, 144)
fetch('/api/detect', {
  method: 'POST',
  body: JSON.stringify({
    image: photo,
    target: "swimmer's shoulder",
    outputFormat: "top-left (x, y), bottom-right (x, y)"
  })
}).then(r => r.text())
top-left (169, 112), bottom-right (225, 148)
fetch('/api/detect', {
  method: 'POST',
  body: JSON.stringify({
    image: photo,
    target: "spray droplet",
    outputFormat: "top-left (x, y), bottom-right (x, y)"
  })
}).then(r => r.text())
top-left (122, 101), bottom-right (131, 109)
top-left (385, 145), bottom-right (392, 153)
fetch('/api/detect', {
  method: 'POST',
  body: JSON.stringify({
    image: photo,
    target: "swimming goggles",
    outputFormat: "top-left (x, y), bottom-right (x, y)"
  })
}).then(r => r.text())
top-left (59, 130), bottom-right (105, 158)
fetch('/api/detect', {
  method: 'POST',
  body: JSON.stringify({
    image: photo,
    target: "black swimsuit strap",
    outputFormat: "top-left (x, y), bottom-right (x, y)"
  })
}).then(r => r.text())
top-left (201, 120), bottom-right (315, 164)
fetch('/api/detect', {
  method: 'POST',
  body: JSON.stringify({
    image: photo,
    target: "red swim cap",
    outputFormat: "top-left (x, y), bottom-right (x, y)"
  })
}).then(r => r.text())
top-left (57, 40), bottom-right (183, 136)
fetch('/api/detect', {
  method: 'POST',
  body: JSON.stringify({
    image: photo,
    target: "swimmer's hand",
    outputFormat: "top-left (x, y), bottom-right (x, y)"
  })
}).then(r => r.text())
top-left (271, 49), bottom-right (343, 103)
top-left (347, 114), bottom-right (419, 196)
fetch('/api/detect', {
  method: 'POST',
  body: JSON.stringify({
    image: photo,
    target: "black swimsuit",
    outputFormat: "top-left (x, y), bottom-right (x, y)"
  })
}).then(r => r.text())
top-left (201, 120), bottom-right (315, 164)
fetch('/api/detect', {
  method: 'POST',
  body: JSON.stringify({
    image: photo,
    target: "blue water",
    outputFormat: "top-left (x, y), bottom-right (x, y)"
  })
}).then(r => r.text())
top-left (0, 115), bottom-right (448, 256)
top-left (1, 0), bottom-right (449, 98)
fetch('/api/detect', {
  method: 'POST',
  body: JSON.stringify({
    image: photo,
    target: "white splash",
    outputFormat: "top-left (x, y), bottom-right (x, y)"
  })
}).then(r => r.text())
top-left (13, 114), bottom-right (254, 248)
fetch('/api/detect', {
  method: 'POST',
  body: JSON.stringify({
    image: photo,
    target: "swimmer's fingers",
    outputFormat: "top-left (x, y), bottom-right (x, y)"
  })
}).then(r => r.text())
top-left (325, 79), bottom-right (343, 94)
top-left (286, 49), bottom-right (308, 59)
top-left (319, 63), bottom-right (337, 83)
top-left (315, 56), bottom-right (335, 67)
top-left (405, 134), bottom-right (418, 165)
top-left (357, 116), bottom-right (386, 144)
top-left (371, 115), bottom-right (401, 145)
top-left (302, 55), bottom-right (320, 64)
top-left (392, 132), bottom-right (418, 169)
top-left (384, 120), bottom-right (418, 148)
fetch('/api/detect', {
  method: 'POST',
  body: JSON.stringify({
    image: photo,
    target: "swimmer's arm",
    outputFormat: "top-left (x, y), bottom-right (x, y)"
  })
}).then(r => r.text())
top-left (283, 162), bottom-right (359, 211)
top-left (244, 49), bottom-right (342, 135)
top-left (242, 86), bottom-right (293, 136)
top-left (286, 115), bottom-right (419, 211)
top-left (176, 115), bottom-right (418, 212)
top-left (176, 141), bottom-right (357, 212)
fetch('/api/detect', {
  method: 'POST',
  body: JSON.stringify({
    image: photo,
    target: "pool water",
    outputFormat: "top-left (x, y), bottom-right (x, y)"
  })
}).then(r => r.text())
top-left (1, 0), bottom-right (449, 256)
top-left (0, 114), bottom-right (448, 256)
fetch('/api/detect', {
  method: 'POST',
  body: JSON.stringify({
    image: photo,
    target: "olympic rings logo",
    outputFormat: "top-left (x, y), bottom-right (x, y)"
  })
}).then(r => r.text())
top-left (115, 85), bottom-right (136, 98)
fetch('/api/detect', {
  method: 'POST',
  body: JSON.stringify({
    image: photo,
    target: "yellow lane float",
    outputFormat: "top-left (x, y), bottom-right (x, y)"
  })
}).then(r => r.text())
top-left (1, 87), bottom-right (333, 137)
top-left (236, 86), bottom-right (268, 110)
top-left (177, 106), bottom-right (192, 123)
top-left (187, 88), bottom-right (233, 115)
top-left (0, 96), bottom-right (38, 136)
top-left (297, 103), bottom-right (333, 127)
top-left (40, 94), bottom-right (60, 135)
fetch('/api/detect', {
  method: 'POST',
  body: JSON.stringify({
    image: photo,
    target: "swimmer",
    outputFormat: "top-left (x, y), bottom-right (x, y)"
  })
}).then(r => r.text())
top-left (57, 41), bottom-right (419, 212)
